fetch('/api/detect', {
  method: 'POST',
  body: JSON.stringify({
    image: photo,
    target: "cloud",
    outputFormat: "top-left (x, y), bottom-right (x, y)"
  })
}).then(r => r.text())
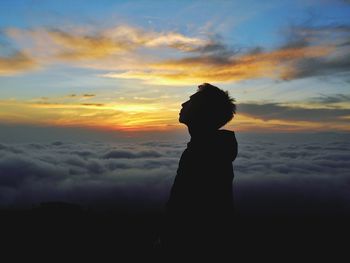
top-left (101, 45), bottom-right (332, 84)
top-left (66, 94), bottom-right (96, 98)
top-left (0, 52), bottom-right (38, 75)
top-left (310, 93), bottom-right (350, 104)
top-left (101, 23), bottom-right (350, 84)
top-left (0, 140), bottom-right (182, 209)
top-left (233, 133), bottom-right (350, 215)
top-left (238, 102), bottom-right (350, 122)
top-left (46, 29), bottom-right (131, 60)
top-left (103, 149), bottom-right (162, 159)
top-left (279, 24), bottom-right (350, 79)
top-left (80, 103), bottom-right (104, 107)
top-left (3, 22), bottom-right (350, 83)
top-left (2, 25), bottom-right (216, 77)
top-left (6, 25), bottom-right (211, 62)
top-left (0, 134), bottom-right (349, 217)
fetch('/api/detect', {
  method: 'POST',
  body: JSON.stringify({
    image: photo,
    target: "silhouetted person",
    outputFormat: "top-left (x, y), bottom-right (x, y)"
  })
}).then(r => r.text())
top-left (161, 83), bottom-right (237, 257)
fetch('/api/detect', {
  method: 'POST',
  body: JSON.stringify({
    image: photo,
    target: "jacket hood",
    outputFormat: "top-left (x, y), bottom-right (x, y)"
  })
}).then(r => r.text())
top-left (187, 129), bottom-right (238, 162)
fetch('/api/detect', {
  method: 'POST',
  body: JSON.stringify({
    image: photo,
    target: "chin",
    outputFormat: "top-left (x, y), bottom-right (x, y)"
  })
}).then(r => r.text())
top-left (179, 116), bottom-right (186, 124)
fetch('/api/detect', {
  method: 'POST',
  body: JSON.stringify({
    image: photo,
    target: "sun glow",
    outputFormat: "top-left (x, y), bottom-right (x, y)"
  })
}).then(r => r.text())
top-left (0, 98), bottom-right (181, 132)
top-left (1, 96), bottom-right (348, 133)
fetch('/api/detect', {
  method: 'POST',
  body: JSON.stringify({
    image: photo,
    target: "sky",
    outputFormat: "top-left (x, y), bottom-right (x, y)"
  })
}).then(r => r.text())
top-left (0, 0), bottom-right (350, 133)
top-left (0, 1), bottom-right (350, 214)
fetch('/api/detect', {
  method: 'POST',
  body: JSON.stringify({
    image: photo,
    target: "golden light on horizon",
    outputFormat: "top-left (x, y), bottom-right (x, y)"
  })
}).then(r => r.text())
top-left (1, 97), bottom-right (349, 133)
top-left (0, 98), bottom-right (181, 132)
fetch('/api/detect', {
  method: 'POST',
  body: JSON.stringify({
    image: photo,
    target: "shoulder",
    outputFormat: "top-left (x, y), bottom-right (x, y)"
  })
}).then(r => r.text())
top-left (216, 129), bottom-right (236, 136)
top-left (214, 129), bottom-right (238, 161)
top-left (216, 129), bottom-right (237, 144)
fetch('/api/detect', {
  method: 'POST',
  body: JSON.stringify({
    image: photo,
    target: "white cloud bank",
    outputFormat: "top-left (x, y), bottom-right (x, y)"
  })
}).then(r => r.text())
top-left (0, 133), bottom-right (349, 216)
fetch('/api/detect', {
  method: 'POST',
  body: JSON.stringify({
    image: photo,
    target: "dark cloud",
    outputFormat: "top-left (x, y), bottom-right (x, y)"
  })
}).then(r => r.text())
top-left (0, 155), bottom-right (66, 187)
top-left (80, 103), bottom-right (104, 107)
top-left (67, 93), bottom-right (95, 98)
top-left (71, 150), bottom-right (95, 158)
top-left (239, 102), bottom-right (350, 122)
top-left (83, 94), bottom-right (95, 97)
top-left (52, 141), bottom-right (64, 146)
top-left (291, 54), bottom-right (350, 79)
top-left (192, 40), bottom-right (228, 54)
top-left (103, 149), bottom-right (162, 159)
top-left (0, 143), bottom-right (23, 153)
top-left (26, 143), bottom-right (47, 150)
top-left (281, 24), bottom-right (350, 79)
top-left (158, 54), bottom-right (232, 67)
top-left (310, 93), bottom-right (350, 104)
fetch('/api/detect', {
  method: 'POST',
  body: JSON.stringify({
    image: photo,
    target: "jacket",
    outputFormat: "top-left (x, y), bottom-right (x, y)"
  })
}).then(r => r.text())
top-left (166, 129), bottom-right (238, 219)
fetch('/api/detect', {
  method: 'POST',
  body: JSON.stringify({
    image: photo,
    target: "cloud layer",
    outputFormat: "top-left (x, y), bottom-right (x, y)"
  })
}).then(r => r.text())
top-left (0, 133), bottom-right (349, 216)
top-left (0, 52), bottom-right (38, 75)
top-left (2, 23), bottom-right (350, 84)
top-left (0, 140), bottom-right (184, 210)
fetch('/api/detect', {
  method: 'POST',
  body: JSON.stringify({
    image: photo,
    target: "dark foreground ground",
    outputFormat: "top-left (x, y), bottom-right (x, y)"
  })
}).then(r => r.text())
top-left (1, 202), bottom-right (349, 261)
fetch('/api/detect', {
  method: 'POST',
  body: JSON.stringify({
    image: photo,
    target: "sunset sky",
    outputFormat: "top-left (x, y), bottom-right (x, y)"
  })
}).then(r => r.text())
top-left (1, 1), bottom-right (350, 219)
top-left (1, 0), bottom-right (350, 133)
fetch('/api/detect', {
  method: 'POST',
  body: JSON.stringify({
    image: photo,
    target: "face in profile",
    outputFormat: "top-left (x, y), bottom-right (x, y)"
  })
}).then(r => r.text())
top-left (179, 99), bottom-right (190, 124)
top-left (179, 93), bottom-right (201, 126)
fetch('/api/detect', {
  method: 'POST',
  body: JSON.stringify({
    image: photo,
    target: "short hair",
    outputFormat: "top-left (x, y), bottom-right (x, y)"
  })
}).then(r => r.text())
top-left (193, 83), bottom-right (236, 129)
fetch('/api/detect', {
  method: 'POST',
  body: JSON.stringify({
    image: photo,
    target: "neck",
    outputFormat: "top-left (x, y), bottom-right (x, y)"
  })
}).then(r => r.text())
top-left (188, 125), bottom-right (216, 138)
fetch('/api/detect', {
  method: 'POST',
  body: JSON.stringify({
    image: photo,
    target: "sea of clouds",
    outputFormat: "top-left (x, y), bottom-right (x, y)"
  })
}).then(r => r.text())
top-left (0, 132), bottom-right (349, 216)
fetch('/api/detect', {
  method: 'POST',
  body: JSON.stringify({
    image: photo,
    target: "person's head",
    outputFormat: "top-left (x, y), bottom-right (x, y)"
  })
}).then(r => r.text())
top-left (179, 83), bottom-right (236, 131)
